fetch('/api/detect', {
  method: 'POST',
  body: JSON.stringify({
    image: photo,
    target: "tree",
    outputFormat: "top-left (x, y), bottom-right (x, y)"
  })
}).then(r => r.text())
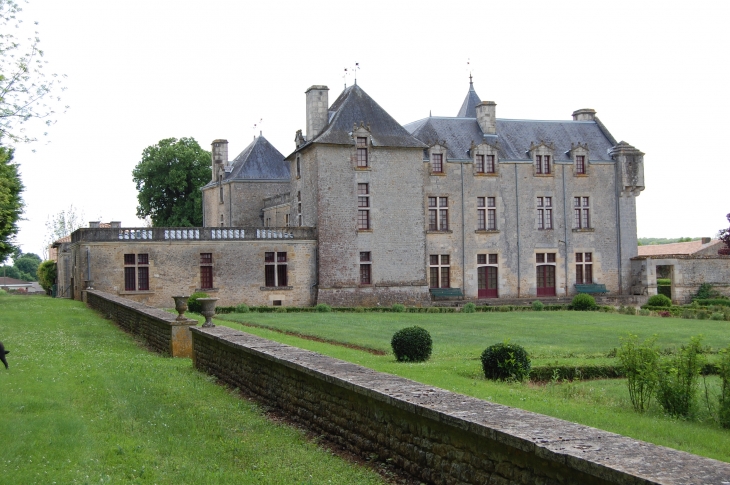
top-left (14, 251), bottom-right (40, 278)
top-left (36, 259), bottom-right (55, 292)
top-left (0, 146), bottom-right (22, 261)
top-left (719, 213), bottom-right (730, 256)
top-left (132, 137), bottom-right (210, 227)
top-left (42, 204), bottom-right (84, 257)
top-left (0, 0), bottom-right (67, 143)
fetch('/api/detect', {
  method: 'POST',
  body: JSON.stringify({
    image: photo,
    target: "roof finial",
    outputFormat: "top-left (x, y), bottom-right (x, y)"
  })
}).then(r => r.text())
top-left (252, 118), bottom-right (263, 139)
top-left (343, 63), bottom-right (360, 88)
top-left (467, 58), bottom-right (474, 89)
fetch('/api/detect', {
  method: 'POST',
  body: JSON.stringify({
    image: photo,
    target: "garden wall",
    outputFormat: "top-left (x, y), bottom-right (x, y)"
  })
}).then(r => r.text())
top-left (191, 326), bottom-right (730, 485)
top-left (84, 290), bottom-right (197, 357)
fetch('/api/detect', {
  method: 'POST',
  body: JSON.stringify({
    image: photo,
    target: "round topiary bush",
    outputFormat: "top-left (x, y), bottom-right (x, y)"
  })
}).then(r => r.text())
top-left (187, 292), bottom-right (209, 313)
top-left (571, 293), bottom-right (597, 311)
top-left (391, 326), bottom-right (433, 362)
top-left (480, 342), bottom-right (531, 381)
top-left (315, 303), bottom-right (332, 313)
top-left (462, 302), bottom-right (476, 313)
top-left (235, 303), bottom-right (250, 313)
top-left (392, 303), bottom-right (405, 313)
top-left (647, 294), bottom-right (672, 307)
top-left (531, 300), bottom-right (544, 312)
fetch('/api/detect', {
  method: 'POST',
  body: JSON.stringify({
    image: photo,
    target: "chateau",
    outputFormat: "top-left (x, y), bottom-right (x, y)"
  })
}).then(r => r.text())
top-left (57, 79), bottom-right (650, 307)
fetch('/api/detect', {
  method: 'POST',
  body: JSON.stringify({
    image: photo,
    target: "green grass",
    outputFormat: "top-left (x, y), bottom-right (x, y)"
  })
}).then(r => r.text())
top-left (0, 295), bottom-right (386, 484)
top-left (215, 310), bottom-right (730, 462)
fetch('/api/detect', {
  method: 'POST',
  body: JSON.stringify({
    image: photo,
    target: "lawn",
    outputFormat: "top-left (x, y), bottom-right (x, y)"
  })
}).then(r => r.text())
top-left (0, 295), bottom-right (387, 485)
top-left (215, 310), bottom-right (730, 463)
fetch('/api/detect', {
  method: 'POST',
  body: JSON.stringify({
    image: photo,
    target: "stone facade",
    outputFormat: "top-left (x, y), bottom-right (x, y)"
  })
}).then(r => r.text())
top-left (192, 326), bottom-right (730, 485)
top-left (632, 255), bottom-right (730, 303)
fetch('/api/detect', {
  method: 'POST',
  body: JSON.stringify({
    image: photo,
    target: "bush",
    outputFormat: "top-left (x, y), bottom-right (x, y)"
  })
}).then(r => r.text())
top-left (314, 303), bottom-right (332, 313)
top-left (659, 311), bottom-right (672, 318)
top-left (682, 309), bottom-right (695, 319)
top-left (391, 326), bottom-right (432, 362)
top-left (697, 310), bottom-right (709, 320)
top-left (639, 309), bottom-right (651, 316)
top-left (718, 348), bottom-right (730, 428)
top-left (622, 306), bottom-right (637, 316)
top-left (235, 303), bottom-right (250, 313)
top-left (712, 312), bottom-right (725, 321)
top-left (695, 299), bottom-right (730, 307)
top-left (480, 342), bottom-right (531, 381)
top-left (275, 306), bottom-right (287, 313)
top-left (693, 283), bottom-right (723, 302)
top-left (618, 334), bottom-right (659, 413)
top-left (657, 336), bottom-right (704, 418)
top-left (497, 305), bottom-right (511, 312)
top-left (36, 260), bottom-right (57, 293)
top-left (647, 294), bottom-right (672, 307)
top-left (427, 307), bottom-right (440, 313)
top-left (354, 306), bottom-right (365, 313)
top-left (187, 292), bottom-right (209, 313)
top-left (571, 294), bottom-right (597, 311)
top-left (532, 300), bottom-right (544, 312)
top-left (657, 278), bottom-right (672, 286)
top-left (462, 302), bottom-right (476, 313)
top-left (391, 303), bottom-right (405, 313)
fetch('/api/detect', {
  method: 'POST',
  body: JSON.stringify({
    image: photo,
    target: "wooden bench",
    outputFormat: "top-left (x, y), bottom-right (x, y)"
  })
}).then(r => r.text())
top-left (429, 288), bottom-right (464, 300)
top-left (574, 284), bottom-right (608, 294)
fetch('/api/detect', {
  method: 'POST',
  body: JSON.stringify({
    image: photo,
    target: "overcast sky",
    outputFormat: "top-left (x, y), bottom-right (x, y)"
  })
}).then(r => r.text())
top-left (8, 0), bottom-right (730, 258)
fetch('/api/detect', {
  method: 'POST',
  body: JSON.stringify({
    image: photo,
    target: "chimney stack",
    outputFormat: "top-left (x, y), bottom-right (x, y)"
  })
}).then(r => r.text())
top-left (572, 109), bottom-right (597, 121)
top-left (211, 139), bottom-right (228, 182)
top-left (305, 85), bottom-right (329, 140)
top-left (475, 101), bottom-right (497, 135)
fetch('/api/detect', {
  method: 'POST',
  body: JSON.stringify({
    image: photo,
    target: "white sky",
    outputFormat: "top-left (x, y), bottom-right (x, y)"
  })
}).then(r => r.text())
top-left (9, 0), bottom-right (730, 258)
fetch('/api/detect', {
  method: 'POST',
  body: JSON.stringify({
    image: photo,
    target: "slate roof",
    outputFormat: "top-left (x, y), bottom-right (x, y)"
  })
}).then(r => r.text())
top-left (312, 84), bottom-right (425, 148)
top-left (456, 80), bottom-right (482, 118)
top-left (404, 117), bottom-right (617, 162)
top-left (226, 135), bottom-right (289, 181)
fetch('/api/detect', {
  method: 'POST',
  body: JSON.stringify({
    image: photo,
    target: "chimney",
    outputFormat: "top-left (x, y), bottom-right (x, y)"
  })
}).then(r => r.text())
top-left (475, 101), bottom-right (497, 135)
top-left (211, 139), bottom-right (228, 182)
top-left (572, 109), bottom-right (596, 121)
top-left (88, 221), bottom-right (100, 228)
top-left (702, 237), bottom-right (712, 244)
top-left (305, 85), bottom-right (329, 140)
top-left (110, 221), bottom-right (121, 229)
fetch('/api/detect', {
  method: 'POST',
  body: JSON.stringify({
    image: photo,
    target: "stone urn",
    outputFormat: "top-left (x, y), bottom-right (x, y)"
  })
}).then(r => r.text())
top-left (197, 297), bottom-right (219, 328)
top-left (172, 295), bottom-right (190, 321)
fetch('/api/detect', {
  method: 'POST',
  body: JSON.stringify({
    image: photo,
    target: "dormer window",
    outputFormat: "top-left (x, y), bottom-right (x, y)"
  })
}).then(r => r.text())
top-left (356, 137), bottom-right (368, 168)
top-left (431, 153), bottom-right (443, 173)
top-left (475, 154), bottom-right (496, 174)
top-left (535, 155), bottom-right (551, 175)
top-left (575, 155), bottom-right (586, 175)
top-left (570, 143), bottom-right (589, 176)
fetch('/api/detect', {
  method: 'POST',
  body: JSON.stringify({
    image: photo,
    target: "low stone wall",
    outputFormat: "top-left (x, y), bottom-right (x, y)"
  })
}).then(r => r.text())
top-left (192, 326), bottom-right (730, 485)
top-left (85, 290), bottom-right (197, 357)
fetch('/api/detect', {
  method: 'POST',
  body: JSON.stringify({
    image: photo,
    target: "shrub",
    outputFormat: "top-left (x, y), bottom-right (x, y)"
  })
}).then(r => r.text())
top-left (462, 302), bottom-right (476, 313)
top-left (0, 289), bottom-right (6, 296)
top-left (659, 311), bottom-right (672, 318)
top-left (695, 299), bottom-right (730, 307)
top-left (647, 294), bottom-right (672, 307)
top-left (622, 306), bottom-right (637, 316)
top-left (497, 305), bottom-right (511, 312)
top-left (571, 294), bottom-right (597, 311)
top-left (712, 312), bottom-right (725, 321)
top-left (36, 260), bottom-right (57, 293)
top-left (427, 307), bottom-right (440, 313)
top-left (275, 306), bottom-right (287, 313)
top-left (391, 303), bottom-right (405, 313)
top-left (657, 278), bottom-right (671, 286)
top-left (599, 305), bottom-right (615, 313)
top-left (657, 336), bottom-right (704, 418)
top-left (315, 303), bottom-right (332, 313)
top-left (480, 342), bottom-right (531, 381)
top-left (354, 306), bottom-right (365, 313)
top-left (693, 283), bottom-right (723, 302)
top-left (532, 300), bottom-right (544, 312)
top-left (235, 303), bottom-right (250, 313)
top-left (718, 348), bottom-right (730, 428)
top-left (391, 326), bottom-right (432, 362)
top-left (681, 309), bottom-right (695, 319)
top-left (697, 310), bottom-right (709, 320)
top-left (639, 309), bottom-right (651, 316)
top-left (187, 292), bottom-right (209, 313)
top-left (618, 334), bottom-right (659, 413)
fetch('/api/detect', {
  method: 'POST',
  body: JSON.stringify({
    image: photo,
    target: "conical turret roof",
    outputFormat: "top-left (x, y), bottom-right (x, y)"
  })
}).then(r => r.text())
top-left (456, 76), bottom-right (481, 118)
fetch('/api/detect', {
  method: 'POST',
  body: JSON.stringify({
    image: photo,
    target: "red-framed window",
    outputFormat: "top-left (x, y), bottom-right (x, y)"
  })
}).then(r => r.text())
top-left (428, 197), bottom-right (448, 231)
top-left (357, 183), bottom-right (370, 230)
top-left (574, 197), bottom-right (590, 229)
top-left (429, 254), bottom-right (450, 288)
top-left (537, 197), bottom-right (553, 230)
top-left (265, 252), bottom-right (288, 287)
top-left (576, 155), bottom-right (586, 175)
top-left (477, 253), bottom-right (499, 298)
top-left (124, 253), bottom-right (149, 291)
top-left (477, 197), bottom-right (496, 231)
top-left (360, 251), bottom-right (371, 285)
top-left (576, 252), bottom-right (593, 284)
top-left (536, 154), bottom-right (551, 174)
top-left (200, 253), bottom-right (213, 290)
top-left (431, 153), bottom-right (443, 173)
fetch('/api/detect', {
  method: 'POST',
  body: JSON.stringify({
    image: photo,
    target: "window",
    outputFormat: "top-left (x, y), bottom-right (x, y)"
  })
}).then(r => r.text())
top-left (477, 253), bottom-right (498, 298)
top-left (574, 197), bottom-right (590, 229)
top-left (476, 154), bottom-right (495, 174)
top-left (429, 255), bottom-right (450, 288)
top-left (428, 197), bottom-right (448, 231)
top-left (265, 217), bottom-right (271, 228)
top-left (360, 252), bottom-right (372, 285)
top-left (220, 214), bottom-right (224, 227)
top-left (265, 252), bottom-right (288, 287)
top-left (297, 191), bottom-right (302, 227)
top-left (431, 153), bottom-right (443, 173)
top-left (296, 156), bottom-right (301, 178)
top-left (219, 175), bottom-right (224, 202)
top-left (576, 252), bottom-right (593, 284)
top-left (124, 253), bottom-right (149, 291)
top-left (285, 214), bottom-right (290, 227)
top-left (357, 183), bottom-right (370, 230)
top-left (200, 253), bottom-right (213, 290)
top-left (575, 155), bottom-right (586, 175)
top-left (535, 154), bottom-right (551, 175)
top-left (477, 197), bottom-right (496, 231)
top-left (356, 137), bottom-right (368, 168)
top-left (537, 197), bottom-right (553, 230)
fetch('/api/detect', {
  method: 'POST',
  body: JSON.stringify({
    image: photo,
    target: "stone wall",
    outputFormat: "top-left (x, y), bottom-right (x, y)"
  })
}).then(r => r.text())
top-left (202, 180), bottom-right (289, 228)
top-left (192, 326), bottom-right (730, 485)
top-left (85, 290), bottom-right (196, 357)
top-left (632, 256), bottom-right (730, 303)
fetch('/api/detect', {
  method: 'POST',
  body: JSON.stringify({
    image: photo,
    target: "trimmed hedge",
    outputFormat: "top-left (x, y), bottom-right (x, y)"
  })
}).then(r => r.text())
top-left (480, 342), bottom-right (531, 381)
top-left (695, 299), bottom-right (730, 307)
top-left (214, 303), bottom-right (570, 314)
top-left (391, 326), bottom-right (432, 362)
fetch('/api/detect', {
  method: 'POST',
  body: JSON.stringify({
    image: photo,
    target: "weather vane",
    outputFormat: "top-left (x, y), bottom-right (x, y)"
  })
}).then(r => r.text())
top-left (343, 62), bottom-right (360, 88)
top-left (467, 58), bottom-right (473, 84)
top-left (252, 118), bottom-right (263, 139)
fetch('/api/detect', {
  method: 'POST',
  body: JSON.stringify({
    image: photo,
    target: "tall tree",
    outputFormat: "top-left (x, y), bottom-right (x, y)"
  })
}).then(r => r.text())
top-left (132, 137), bottom-right (210, 227)
top-left (42, 204), bottom-right (84, 257)
top-left (0, 0), bottom-right (67, 143)
top-left (719, 213), bottom-right (730, 256)
top-left (0, 146), bottom-right (22, 261)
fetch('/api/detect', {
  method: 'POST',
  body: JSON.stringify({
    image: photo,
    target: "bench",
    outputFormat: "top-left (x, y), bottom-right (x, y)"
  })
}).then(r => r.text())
top-left (575, 284), bottom-right (608, 294)
top-left (429, 288), bottom-right (464, 300)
